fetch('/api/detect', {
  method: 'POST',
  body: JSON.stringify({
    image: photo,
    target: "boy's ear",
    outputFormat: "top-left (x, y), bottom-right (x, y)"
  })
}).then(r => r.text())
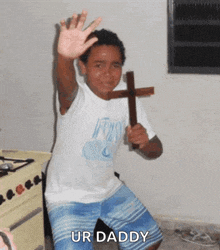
top-left (78, 60), bottom-right (87, 75)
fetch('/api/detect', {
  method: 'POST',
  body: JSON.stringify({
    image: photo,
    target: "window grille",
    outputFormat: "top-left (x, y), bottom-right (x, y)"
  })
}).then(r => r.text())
top-left (168, 0), bottom-right (220, 74)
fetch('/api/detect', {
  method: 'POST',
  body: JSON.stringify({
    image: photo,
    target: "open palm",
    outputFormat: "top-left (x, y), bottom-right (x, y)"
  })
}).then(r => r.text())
top-left (58, 10), bottom-right (102, 59)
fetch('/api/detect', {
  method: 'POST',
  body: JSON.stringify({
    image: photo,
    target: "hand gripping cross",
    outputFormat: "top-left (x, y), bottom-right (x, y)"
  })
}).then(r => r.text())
top-left (108, 71), bottom-right (154, 149)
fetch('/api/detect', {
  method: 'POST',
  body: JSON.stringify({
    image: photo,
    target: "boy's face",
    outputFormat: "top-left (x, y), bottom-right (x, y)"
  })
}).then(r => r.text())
top-left (79, 45), bottom-right (123, 100)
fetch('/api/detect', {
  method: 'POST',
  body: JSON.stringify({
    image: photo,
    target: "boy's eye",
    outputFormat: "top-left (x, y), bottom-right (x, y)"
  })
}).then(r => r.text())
top-left (113, 64), bottom-right (121, 68)
top-left (95, 64), bottom-right (102, 68)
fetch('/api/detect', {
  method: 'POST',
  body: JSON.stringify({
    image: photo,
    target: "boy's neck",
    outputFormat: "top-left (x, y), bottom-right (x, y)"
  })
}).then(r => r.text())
top-left (85, 82), bottom-right (110, 101)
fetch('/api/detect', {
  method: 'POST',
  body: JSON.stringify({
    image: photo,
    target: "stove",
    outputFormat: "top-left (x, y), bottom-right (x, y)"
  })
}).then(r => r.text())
top-left (0, 150), bottom-right (51, 250)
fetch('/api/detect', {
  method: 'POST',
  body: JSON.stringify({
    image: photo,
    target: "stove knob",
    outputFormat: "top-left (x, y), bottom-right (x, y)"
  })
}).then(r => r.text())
top-left (6, 190), bottom-right (15, 200)
top-left (33, 175), bottom-right (42, 185)
top-left (16, 184), bottom-right (25, 195)
top-left (0, 195), bottom-right (6, 205)
top-left (25, 180), bottom-right (33, 190)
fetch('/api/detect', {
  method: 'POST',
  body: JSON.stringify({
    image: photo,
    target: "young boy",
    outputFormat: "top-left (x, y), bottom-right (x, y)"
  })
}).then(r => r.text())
top-left (45, 10), bottom-right (163, 250)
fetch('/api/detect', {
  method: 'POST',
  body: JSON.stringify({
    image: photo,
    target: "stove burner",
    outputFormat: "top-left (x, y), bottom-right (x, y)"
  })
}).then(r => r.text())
top-left (0, 156), bottom-right (34, 177)
top-left (0, 163), bottom-right (13, 171)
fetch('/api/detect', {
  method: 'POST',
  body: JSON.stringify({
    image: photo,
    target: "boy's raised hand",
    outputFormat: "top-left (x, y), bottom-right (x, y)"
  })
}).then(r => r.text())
top-left (58, 10), bottom-right (102, 59)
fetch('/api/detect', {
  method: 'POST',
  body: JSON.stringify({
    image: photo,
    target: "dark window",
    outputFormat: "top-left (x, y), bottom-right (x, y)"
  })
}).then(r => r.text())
top-left (168, 0), bottom-right (220, 74)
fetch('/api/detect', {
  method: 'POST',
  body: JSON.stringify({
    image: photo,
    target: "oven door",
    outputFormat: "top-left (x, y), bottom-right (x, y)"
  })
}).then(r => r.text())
top-left (1, 194), bottom-right (45, 250)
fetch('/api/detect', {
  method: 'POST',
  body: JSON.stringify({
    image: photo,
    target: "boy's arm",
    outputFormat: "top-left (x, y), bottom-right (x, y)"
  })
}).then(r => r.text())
top-left (127, 124), bottom-right (163, 159)
top-left (56, 10), bottom-right (102, 115)
top-left (57, 55), bottom-right (77, 115)
top-left (139, 135), bottom-right (163, 159)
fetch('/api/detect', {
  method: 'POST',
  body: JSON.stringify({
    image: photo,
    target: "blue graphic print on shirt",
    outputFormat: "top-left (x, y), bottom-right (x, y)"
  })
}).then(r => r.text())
top-left (82, 118), bottom-right (124, 161)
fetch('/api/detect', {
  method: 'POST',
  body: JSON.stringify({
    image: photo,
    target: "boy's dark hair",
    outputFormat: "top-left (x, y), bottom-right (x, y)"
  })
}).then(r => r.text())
top-left (79, 29), bottom-right (126, 65)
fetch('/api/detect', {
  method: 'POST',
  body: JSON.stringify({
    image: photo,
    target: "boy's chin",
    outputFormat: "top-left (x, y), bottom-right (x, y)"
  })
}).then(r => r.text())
top-left (100, 94), bottom-right (110, 100)
top-left (99, 91), bottom-right (112, 100)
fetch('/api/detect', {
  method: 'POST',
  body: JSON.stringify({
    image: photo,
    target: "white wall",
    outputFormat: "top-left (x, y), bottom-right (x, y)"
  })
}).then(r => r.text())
top-left (1, 0), bottom-right (220, 225)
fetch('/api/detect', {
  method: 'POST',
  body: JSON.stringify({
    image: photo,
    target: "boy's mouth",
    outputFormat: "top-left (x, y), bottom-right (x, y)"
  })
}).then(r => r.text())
top-left (102, 81), bottom-right (115, 89)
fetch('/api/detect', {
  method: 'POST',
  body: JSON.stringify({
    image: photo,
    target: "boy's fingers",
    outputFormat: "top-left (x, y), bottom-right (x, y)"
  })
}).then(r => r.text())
top-left (126, 125), bottom-right (132, 135)
top-left (127, 125), bottom-right (148, 143)
top-left (129, 134), bottom-right (149, 145)
top-left (84, 37), bottom-right (98, 51)
top-left (128, 133), bottom-right (142, 142)
top-left (69, 13), bottom-right (78, 29)
top-left (85, 17), bottom-right (102, 35)
top-left (60, 20), bottom-right (67, 31)
top-left (131, 124), bottom-right (147, 134)
top-left (77, 10), bottom-right (88, 30)
top-left (132, 123), bottom-right (143, 130)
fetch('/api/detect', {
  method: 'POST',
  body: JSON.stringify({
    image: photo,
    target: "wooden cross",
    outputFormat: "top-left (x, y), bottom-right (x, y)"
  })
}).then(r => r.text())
top-left (108, 71), bottom-right (154, 149)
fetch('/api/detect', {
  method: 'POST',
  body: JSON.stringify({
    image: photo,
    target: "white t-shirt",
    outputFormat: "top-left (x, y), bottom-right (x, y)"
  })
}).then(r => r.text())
top-left (45, 81), bottom-right (155, 204)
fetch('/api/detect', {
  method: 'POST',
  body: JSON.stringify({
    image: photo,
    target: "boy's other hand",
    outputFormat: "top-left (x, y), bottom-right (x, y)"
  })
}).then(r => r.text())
top-left (0, 229), bottom-right (17, 250)
top-left (127, 124), bottom-right (149, 149)
top-left (58, 10), bottom-right (102, 60)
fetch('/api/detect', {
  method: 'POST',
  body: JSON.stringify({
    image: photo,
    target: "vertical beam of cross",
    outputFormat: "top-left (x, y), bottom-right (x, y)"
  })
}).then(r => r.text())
top-left (108, 71), bottom-right (154, 149)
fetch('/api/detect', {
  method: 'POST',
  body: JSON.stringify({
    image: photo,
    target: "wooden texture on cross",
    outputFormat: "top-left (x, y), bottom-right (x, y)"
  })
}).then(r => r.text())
top-left (108, 71), bottom-right (154, 149)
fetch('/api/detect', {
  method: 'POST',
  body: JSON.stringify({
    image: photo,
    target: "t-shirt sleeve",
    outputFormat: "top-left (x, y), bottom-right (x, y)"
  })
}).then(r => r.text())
top-left (56, 82), bottom-right (85, 118)
top-left (136, 98), bottom-right (156, 140)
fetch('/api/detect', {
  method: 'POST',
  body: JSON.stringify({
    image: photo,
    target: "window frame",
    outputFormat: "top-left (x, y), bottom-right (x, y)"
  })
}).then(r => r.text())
top-left (168, 0), bottom-right (220, 74)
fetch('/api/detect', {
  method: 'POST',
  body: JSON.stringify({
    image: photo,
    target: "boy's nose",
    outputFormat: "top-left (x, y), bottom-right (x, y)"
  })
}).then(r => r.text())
top-left (103, 67), bottom-right (111, 77)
